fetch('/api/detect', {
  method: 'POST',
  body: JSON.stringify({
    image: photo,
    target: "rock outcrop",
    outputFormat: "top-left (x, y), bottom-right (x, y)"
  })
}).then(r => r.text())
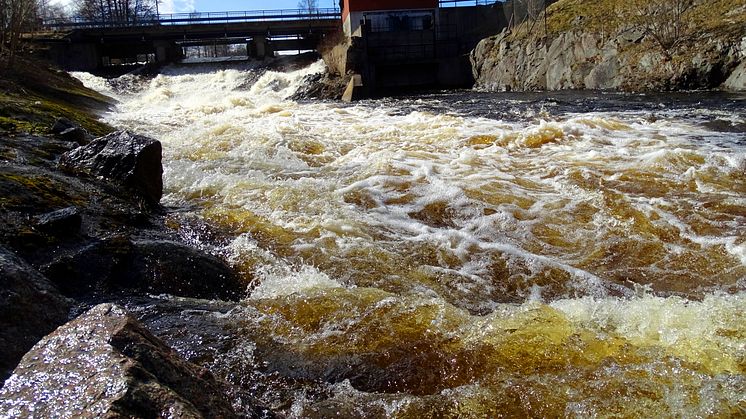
top-left (42, 237), bottom-right (244, 301)
top-left (470, 1), bottom-right (746, 92)
top-left (0, 304), bottom-right (239, 418)
top-left (1, 130), bottom-right (245, 303)
top-left (59, 130), bottom-right (163, 205)
top-left (0, 247), bottom-right (71, 382)
top-left (723, 58), bottom-right (746, 90)
top-left (0, 61), bottom-right (260, 414)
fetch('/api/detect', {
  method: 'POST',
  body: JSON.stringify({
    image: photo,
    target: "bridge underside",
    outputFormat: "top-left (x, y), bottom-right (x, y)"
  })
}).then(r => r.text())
top-left (37, 19), bottom-right (339, 70)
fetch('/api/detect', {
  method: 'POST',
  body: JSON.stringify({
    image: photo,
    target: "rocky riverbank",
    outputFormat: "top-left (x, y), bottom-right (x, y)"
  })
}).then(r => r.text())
top-left (0, 57), bottom-right (268, 416)
top-left (471, 0), bottom-right (746, 92)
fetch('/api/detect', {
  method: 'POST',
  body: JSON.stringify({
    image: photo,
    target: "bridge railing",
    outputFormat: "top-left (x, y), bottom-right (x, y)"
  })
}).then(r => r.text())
top-left (439, 0), bottom-right (499, 6)
top-left (41, 8), bottom-right (340, 30)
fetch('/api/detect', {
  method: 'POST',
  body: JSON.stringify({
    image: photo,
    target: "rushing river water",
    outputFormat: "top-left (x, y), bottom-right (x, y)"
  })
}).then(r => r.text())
top-left (75, 62), bottom-right (745, 417)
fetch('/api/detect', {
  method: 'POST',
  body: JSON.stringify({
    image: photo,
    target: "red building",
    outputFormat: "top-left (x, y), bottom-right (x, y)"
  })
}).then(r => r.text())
top-left (342, 0), bottom-right (439, 36)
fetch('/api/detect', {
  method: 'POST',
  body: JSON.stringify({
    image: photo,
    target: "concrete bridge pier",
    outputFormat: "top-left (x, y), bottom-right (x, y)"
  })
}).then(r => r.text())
top-left (249, 36), bottom-right (273, 59)
top-left (154, 40), bottom-right (184, 64)
top-left (46, 42), bottom-right (101, 71)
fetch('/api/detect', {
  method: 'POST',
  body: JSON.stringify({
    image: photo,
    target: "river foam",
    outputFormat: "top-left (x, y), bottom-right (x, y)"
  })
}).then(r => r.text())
top-left (74, 62), bottom-right (746, 417)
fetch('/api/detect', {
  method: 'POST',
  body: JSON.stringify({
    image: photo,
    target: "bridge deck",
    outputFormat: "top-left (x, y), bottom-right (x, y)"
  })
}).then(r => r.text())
top-left (36, 8), bottom-right (341, 50)
top-left (62, 20), bottom-right (340, 42)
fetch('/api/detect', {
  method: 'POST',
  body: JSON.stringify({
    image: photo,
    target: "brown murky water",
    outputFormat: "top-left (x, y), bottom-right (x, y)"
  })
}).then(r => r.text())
top-left (76, 64), bottom-right (745, 417)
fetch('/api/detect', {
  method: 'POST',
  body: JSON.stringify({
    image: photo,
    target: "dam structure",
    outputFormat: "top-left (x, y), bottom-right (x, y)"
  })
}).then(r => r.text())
top-left (337, 0), bottom-right (508, 96)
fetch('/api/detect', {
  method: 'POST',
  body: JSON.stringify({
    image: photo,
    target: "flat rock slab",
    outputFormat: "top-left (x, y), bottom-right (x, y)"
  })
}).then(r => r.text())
top-left (0, 304), bottom-right (239, 418)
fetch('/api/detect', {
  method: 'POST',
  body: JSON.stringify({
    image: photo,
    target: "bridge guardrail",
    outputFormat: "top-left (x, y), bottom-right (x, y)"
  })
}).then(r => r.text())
top-left (41, 8), bottom-right (340, 30)
top-left (41, 4), bottom-right (495, 30)
top-left (439, 0), bottom-right (498, 6)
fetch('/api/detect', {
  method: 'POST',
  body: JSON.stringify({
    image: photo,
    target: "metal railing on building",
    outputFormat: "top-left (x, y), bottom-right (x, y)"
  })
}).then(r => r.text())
top-left (439, 0), bottom-right (499, 7)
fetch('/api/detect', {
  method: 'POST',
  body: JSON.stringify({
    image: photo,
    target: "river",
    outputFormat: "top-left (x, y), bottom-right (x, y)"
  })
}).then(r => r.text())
top-left (74, 61), bottom-right (745, 417)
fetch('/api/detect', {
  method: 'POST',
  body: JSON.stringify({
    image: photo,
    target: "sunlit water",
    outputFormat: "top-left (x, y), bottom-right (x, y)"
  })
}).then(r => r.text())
top-left (74, 62), bottom-right (745, 417)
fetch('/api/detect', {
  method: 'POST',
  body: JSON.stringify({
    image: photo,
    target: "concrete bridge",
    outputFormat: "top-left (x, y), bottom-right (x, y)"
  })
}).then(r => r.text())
top-left (34, 9), bottom-right (341, 70)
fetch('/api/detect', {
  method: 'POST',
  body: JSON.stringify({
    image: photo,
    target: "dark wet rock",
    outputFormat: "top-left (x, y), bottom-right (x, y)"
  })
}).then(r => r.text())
top-left (0, 303), bottom-right (240, 418)
top-left (0, 164), bottom-right (88, 214)
top-left (42, 235), bottom-right (135, 296)
top-left (0, 158), bottom-right (159, 263)
top-left (52, 117), bottom-right (91, 143)
top-left (59, 130), bottom-right (163, 205)
top-left (0, 134), bottom-right (78, 169)
top-left (131, 239), bottom-right (244, 300)
top-left (50, 117), bottom-right (77, 134)
top-left (120, 296), bottom-right (309, 417)
top-left (291, 72), bottom-right (349, 101)
top-left (59, 126), bottom-right (91, 144)
top-left (1, 134), bottom-right (242, 302)
top-left (122, 296), bottom-right (240, 366)
top-left (0, 246), bottom-right (71, 382)
top-left (43, 237), bottom-right (244, 301)
top-left (33, 206), bottom-right (82, 237)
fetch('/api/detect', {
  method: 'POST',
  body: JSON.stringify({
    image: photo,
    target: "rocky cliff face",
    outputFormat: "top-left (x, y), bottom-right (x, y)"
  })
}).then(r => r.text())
top-left (471, 1), bottom-right (746, 92)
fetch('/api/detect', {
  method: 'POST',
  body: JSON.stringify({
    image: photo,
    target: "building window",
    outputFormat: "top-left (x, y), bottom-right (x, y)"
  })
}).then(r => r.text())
top-left (364, 11), bottom-right (434, 33)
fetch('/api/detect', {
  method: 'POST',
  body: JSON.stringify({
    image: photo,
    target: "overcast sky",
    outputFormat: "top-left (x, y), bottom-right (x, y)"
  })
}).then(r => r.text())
top-left (52, 0), bottom-right (341, 14)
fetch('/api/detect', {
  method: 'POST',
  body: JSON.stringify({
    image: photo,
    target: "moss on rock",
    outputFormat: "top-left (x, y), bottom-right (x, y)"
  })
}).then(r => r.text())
top-left (0, 56), bottom-right (114, 137)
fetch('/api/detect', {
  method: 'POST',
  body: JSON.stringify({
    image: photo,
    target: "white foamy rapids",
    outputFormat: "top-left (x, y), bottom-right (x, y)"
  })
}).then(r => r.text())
top-left (249, 60), bottom-right (326, 101)
top-left (73, 62), bottom-right (746, 417)
top-left (250, 264), bottom-right (346, 300)
top-left (73, 65), bottom-right (745, 308)
top-left (241, 286), bottom-right (745, 417)
top-left (72, 60), bottom-right (325, 138)
top-left (72, 71), bottom-right (116, 95)
top-left (550, 292), bottom-right (746, 372)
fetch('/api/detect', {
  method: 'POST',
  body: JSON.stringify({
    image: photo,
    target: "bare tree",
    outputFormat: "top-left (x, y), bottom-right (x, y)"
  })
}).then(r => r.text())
top-left (298, 0), bottom-right (319, 15)
top-left (504, 0), bottom-right (546, 35)
top-left (0, 0), bottom-right (38, 65)
top-left (73, 0), bottom-right (157, 25)
top-left (626, 0), bottom-right (694, 54)
top-left (0, 0), bottom-right (6, 53)
top-left (35, 0), bottom-right (67, 23)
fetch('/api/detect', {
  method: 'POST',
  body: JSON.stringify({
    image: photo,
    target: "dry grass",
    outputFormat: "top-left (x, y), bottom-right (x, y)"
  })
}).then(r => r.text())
top-left (512, 0), bottom-right (746, 41)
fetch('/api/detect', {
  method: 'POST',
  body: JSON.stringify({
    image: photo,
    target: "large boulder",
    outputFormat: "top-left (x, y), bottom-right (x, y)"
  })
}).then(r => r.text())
top-left (59, 130), bottom-right (163, 205)
top-left (43, 237), bottom-right (245, 301)
top-left (0, 304), bottom-right (240, 418)
top-left (0, 246), bottom-right (71, 382)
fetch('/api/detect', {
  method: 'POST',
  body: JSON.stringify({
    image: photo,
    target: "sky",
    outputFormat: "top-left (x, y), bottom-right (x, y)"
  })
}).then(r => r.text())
top-left (159, 1), bottom-right (341, 14)
top-left (52, 0), bottom-right (341, 14)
